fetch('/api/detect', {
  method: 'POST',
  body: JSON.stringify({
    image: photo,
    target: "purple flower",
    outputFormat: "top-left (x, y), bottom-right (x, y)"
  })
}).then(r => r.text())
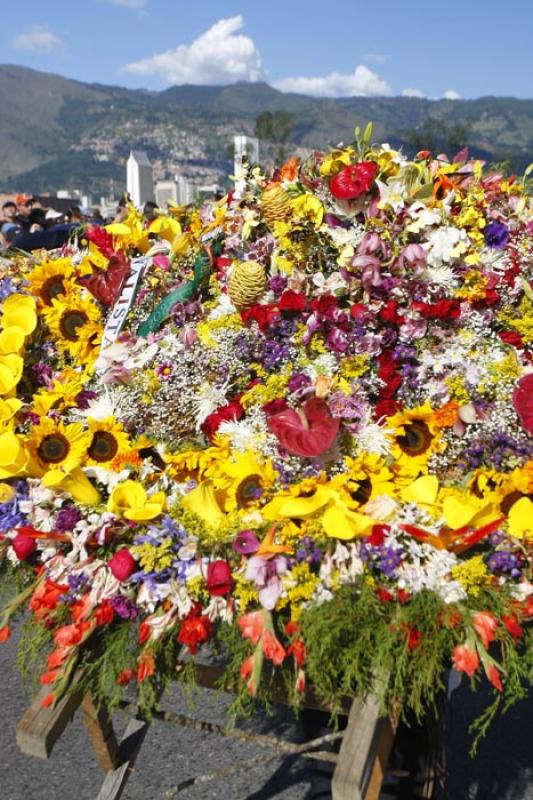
top-left (109, 594), bottom-right (139, 619)
top-left (55, 505), bottom-right (83, 532)
top-left (484, 221), bottom-right (509, 249)
top-left (269, 274), bottom-right (287, 295)
top-left (233, 529), bottom-right (260, 555)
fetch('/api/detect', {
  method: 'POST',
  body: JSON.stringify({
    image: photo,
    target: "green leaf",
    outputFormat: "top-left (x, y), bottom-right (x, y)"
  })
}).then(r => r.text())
top-left (363, 121), bottom-right (373, 144)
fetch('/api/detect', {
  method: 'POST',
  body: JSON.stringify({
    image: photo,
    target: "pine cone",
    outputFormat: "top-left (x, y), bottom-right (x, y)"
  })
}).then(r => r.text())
top-left (228, 260), bottom-right (267, 309)
top-left (261, 184), bottom-right (291, 225)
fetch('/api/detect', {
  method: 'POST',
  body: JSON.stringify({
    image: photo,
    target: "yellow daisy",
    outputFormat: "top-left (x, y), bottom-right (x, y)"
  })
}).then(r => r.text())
top-left (26, 258), bottom-right (76, 306)
top-left (26, 417), bottom-right (90, 483)
top-left (41, 293), bottom-right (102, 361)
top-left (86, 416), bottom-right (131, 467)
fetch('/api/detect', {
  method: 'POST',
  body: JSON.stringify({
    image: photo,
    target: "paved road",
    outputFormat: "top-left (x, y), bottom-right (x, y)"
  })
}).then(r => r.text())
top-left (0, 624), bottom-right (532, 800)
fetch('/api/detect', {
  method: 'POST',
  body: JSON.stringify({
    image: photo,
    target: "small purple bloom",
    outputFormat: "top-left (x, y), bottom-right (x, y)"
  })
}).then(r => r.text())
top-left (233, 529), bottom-right (260, 555)
top-left (484, 221), bottom-right (509, 249)
top-left (55, 505), bottom-right (83, 532)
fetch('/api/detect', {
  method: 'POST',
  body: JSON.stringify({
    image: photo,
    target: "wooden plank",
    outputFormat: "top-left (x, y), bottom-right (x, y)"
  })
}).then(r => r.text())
top-left (95, 716), bottom-right (150, 800)
top-left (16, 683), bottom-right (84, 759)
top-left (364, 718), bottom-right (396, 800)
top-left (81, 694), bottom-right (119, 772)
top-left (331, 695), bottom-right (384, 800)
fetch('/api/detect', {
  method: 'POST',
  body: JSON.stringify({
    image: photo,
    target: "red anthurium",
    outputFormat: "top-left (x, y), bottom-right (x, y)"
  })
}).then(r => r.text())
top-left (512, 374), bottom-right (533, 433)
top-left (267, 397), bottom-right (340, 457)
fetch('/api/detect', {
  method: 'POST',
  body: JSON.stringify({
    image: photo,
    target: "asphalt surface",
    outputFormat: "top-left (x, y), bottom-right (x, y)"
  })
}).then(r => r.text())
top-left (0, 623), bottom-right (532, 800)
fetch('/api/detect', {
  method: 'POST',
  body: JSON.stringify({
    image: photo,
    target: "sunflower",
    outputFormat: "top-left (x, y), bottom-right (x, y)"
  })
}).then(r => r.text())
top-left (27, 259), bottom-right (76, 307)
top-left (86, 416), bottom-right (131, 467)
top-left (31, 372), bottom-right (89, 415)
top-left (343, 453), bottom-right (396, 507)
top-left (212, 451), bottom-right (277, 512)
top-left (387, 402), bottom-right (445, 478)
top-left (27, 417), bottom-right (90, 484)
top-left (42, 293), bottom-right (102, 361)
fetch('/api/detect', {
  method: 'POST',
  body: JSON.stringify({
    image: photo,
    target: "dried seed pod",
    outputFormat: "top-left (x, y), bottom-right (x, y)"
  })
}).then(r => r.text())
top-left (228, 260), bottom-right (267, 309)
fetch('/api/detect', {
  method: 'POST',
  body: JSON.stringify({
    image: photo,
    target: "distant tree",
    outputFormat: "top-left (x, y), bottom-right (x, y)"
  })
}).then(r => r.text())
top-left (255, 111), bottom-right (294, 163)
top-left (405, 117), bottom-right (471, 158)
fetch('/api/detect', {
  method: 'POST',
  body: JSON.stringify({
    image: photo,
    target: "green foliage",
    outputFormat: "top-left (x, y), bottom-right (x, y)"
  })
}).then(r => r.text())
top-left (255, 110), bottom-right (294, 164)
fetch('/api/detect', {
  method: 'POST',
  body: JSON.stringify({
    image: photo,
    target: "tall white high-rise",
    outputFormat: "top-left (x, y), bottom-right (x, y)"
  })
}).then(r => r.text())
top-left (233, 135), bottom-right (259, 196)
top-left (126, 151), bottom-right (154, 207)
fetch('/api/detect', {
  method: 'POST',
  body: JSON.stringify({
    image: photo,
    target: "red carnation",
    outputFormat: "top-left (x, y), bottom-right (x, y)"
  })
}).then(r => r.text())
top-left (178, 608), bottom-right (212, 655)
top-left (278, 290), bottom-right (307, 315)
top-left (311, 294), bottom-right (337, 317)
top-left (108, 549), bottom-right (137, 581)
top-left (12, 533), bottom-right (36, 561)
top-left (241, 303), bottom-right (280, 331)
top-left (413, 299), bottom-right (461, 320)
top-left (330, 162), bottom-right (378, 200)
top-left (201, 398), bottom-right (245, 441)
top-left (206, 560), bottom-right (233, 596)
top-left (499, 331), bottom-right (524, 349)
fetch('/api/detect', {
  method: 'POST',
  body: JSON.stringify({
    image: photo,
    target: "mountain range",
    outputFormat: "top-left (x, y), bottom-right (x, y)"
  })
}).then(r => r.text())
top-left (1, 64), bottom-right (532, 197)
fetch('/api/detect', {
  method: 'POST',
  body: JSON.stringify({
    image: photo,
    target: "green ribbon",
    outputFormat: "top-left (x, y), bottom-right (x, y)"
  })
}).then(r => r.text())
top-left (137, 241), bottom-right (221, 337)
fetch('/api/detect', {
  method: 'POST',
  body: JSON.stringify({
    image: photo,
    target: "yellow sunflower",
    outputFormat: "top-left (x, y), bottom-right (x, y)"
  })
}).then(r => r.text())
top-left (41, 293), bottom-right (102, 361)
top-left (26, 417), bottom-right (90, 485)
top-left (343, 453), bottom-right (396, 506)
top-left (86, 416), bottom-right (131, 467)
top-left (212, 451), bottom-right (277, 512)
top-left (387, 402), bottom-right (445, 478)
top-left (26, 258), bottom-right (76, 307)
top-left (31, 372), bottom-right (90, 416)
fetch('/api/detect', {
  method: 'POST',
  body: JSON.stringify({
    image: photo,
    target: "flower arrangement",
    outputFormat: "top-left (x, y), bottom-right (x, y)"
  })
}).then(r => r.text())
top-left (0, 126), bottom-right (532, 742)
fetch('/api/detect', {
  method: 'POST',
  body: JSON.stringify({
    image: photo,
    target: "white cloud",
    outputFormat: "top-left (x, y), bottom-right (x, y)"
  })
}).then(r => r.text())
top-left (402, 88), bottom-right (425, 98)
top-left (443, 89), bottom-right (462, 100)
top-left (122, 15), bottom-right (264, 85)
top-left (272, 65), bottom-right (390, 98)
top-left (12, 26), bottom-right (63, 53)
top-left (363, 53), bottom-right (389, 64)
top-left (103, 0), bottom-right (146, 7)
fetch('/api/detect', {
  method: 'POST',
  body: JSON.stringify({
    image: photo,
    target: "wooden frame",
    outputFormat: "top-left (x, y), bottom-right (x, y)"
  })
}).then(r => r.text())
top-left (16, 663), bottom-right (411, 800)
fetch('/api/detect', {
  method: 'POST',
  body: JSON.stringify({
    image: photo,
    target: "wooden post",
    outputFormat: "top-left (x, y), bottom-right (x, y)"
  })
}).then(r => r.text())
top-left (81, 694), bottom-right (119, 772)
top-left (16, 683), bottom-right (84, 759)
top-left (95, 716), bottom-right (151, 800)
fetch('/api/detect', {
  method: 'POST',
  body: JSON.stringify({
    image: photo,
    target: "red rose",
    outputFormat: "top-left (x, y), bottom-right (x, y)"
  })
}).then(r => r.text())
top-left (374, 399), bottom-right (401, 420)
top-left (108, 549), bottom-right (137, 581)
top-left (350, 303), bottom-right (367, 319)
top-left (499, 331), bottom-right (524, 348)
top-left (379, 300), bottom-right (404, 325)
top-left (311, 294), bottom-right (337, 317)
top-left (178, 610), bottom-right (212, 655)
top-left (413, 299), bottom-right (461, 320)
top-left (206, 560), bottom-right (233, 596)
top-left (12, 532), bottom-right (36, 561)
top-left (201, 398), bottom-right (245, 441)
top-left (278, 290), bottom-right (307, 315)
top-left (330, 162), bottom-right (378, 200)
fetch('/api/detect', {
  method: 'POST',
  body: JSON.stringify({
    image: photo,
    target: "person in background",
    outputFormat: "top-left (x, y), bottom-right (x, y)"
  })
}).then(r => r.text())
top-left (113, 193), bottom-right (132, 223)
top-left (15, 195), bottom-right (36, 229)
top-left (90, 209), bottom-right (105, 226)
top-left (27, 208), bottom-right (47, 233)
top-left (45, 209), bottom-right (64, 225)
top-left (66, 206), bottom-right (83, 226)
top-left (143, 200), bottom-right (158, 224)
top-left (1, 200), bottom-right (18, 225)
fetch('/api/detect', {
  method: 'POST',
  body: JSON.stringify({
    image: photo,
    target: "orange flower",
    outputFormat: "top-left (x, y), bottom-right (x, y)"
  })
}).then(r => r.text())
top-left (54, 620), bottom-right (93, 648)
top-left (0, 625), bottom-right (10, 643)
top-left (486, 664), bottom-right (503, 692)
top-left (262, 628), bottom-right (286, 666)
top-left (278, 156), bottom-right (299, 182)
top-left (238, 610), bottom-right (265, 645)
top-left (472, 611), bottom-right (498, 649)
top-left (39, 669), bottom-right (59, 685)
top-left (452, 643), bottom-right (479, 678)
top-left (41, 693), bottom-right (55, 708)
top-left (137, 650), bottom-right (155, 683)
top-left (47, 647), bottom-right (70, 670)
top-left (433, 401), bottom-right (459, 427)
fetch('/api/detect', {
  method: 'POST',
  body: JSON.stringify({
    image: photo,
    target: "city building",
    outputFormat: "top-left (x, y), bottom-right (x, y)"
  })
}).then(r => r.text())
top-left (126, 151), bottom-right (154, 207)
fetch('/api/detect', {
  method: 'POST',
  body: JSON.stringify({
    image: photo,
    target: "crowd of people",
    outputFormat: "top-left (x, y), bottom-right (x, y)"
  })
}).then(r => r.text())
top-left (0, 193), bottom-right (121, 252)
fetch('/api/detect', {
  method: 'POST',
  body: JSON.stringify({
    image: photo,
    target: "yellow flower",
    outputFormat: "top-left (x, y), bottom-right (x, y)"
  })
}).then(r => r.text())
top-left (387, 403), bottom-right (444, 477)
top-left (1, 294), bottom-right (37, 336)
top-left (42, 293), bottom-right (102, 361)
top-left (26, 417), bottom-right (90, 486)
top-left (0, 431), bottom-right (27, 479)
top-left (148, 215), bottom-right (182, 242)
top-left (291, 193), bottom-right (324, 229)
top-left (31, 373), bottom-right (89, 415)
top-left (181, 479), bottom-right (225, 526)
top-left (107, 480), bottom-right (165, 521)
top-left (0, 397), bottom-right (22, 431)
top-left (0, 353), bottom-right (24, 395)
top-left (451, 555), bottom-right (488, 596)
top-left (319, 147), bottom-right (354, 177)
top-left (507, 497), bottom-right (533, 540)
top-left (86, 417), bottom-right (131, 467)
top-left (212, 451), bottom-right (277, 513)
top-left (0, 327), bottom-right (26, 355)
top-left (26, 258), bottom-right (75, 306)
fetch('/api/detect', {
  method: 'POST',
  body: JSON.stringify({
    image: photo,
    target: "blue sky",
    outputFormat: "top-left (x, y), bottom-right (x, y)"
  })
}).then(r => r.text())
top-left (1, 0), bottom-right (532, 99)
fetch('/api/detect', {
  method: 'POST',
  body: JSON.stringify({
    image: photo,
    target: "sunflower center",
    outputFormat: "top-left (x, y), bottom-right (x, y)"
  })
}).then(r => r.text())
top-left (88, 431), bottom-right (119, 463)
top-left (37, 433), bottom-right (70, 464)
top-left (396, 420), bottom-right (432, 457)
top-left (236, 474), bottom-right (263, 507)
top-left (59, 310), bottom-right (88, 341)
top-left (351, 477), bottom-right (372, 504)
top-left (41, 275), bottom-right (65, 306)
